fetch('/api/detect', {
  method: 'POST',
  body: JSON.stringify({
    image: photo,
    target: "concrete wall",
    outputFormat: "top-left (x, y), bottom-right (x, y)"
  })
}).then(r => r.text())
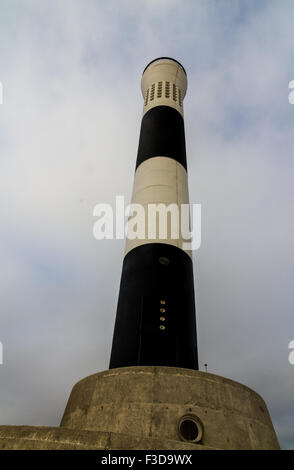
top-left (0, 425), bottom-right (211, 450)
top-left (60, 366), bottom-right (280, 450)
top-left (0, 367), bottom-right (280, 450)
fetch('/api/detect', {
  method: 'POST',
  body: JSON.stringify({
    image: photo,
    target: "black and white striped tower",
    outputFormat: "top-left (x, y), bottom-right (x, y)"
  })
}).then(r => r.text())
top-left (0, 58), bottom-right (280, 451)
top-left (110, 58), bottom-right (198, 370)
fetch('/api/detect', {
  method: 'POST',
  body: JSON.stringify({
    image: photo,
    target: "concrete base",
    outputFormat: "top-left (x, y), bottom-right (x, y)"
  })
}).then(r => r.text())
top-left (0, 367), bottom-right (280, 450)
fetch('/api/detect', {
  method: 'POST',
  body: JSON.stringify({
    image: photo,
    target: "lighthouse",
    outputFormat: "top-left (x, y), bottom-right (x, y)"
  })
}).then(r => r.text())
top-left (109, 58), bottom-right (198, 370)
top-left (0, 58), bottom-right (280, 450)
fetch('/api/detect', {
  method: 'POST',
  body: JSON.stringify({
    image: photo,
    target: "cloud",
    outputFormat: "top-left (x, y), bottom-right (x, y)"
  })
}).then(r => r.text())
top-left (0, 0), bottom-right (293, 448)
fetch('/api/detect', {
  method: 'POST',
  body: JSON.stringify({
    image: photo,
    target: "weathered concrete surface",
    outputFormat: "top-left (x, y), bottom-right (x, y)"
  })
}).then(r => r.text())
top-left (0, 425), bottom-right (214, 450)
top-left (60, 367), bottom-right (279, 450)
top-left (0, 367), bottom-right (280, 450)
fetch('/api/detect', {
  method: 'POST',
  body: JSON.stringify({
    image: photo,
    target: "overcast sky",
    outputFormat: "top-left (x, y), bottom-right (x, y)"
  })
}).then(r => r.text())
top-left (0, 0), bottom-right (293, 449)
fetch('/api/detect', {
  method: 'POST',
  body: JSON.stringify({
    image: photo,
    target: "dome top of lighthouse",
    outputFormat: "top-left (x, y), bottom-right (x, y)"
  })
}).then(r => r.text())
top-left (143, 57), bottom-right (186, 76)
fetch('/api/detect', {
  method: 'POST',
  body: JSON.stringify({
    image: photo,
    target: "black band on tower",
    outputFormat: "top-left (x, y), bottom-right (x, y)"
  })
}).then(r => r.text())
top-left (136, 106), bottom-right (187, 170)
top-left (109, 244), bottom-right (198, 370)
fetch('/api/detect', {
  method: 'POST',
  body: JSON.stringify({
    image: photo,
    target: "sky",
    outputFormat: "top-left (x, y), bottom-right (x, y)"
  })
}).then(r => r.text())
top-left (0, 0), bottom-right (293, 449)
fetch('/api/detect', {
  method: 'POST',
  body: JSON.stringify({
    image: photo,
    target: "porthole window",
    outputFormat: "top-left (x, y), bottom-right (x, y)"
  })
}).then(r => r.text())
top-left (178, 415), bottom-right (203, 443)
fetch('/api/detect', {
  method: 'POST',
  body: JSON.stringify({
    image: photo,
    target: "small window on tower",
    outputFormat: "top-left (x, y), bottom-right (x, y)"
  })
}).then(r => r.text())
top-left (144, 88), bottom-right (149, 106)
top-left (178, 415), bottom-right (203, 443)
top-left (158, 257), bottom-right (169, 266)
top-left (157, 81), bottom-right (162, 98)
top-left (150, 83), bottom-right (155, 101)
top-left (165, 81), bottom-right (170, 98)
top-left (179, 89), bottom-right (182, 107)
top-left (173, 84), bottom-right (177, 101)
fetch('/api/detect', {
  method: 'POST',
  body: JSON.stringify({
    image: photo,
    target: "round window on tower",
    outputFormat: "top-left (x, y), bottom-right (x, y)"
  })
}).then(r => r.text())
top-left (178, 415), bottom-right (203, 443)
